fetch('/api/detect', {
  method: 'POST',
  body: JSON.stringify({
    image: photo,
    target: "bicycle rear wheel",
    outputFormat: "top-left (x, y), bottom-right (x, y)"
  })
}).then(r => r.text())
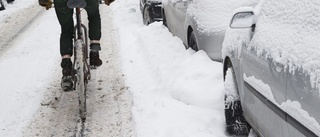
top-left (74, 39), bottom-right (87, 120)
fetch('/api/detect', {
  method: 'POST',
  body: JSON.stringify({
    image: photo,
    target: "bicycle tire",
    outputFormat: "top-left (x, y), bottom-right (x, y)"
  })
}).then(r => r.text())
top-left (74, 39), bottom-right (87, 120)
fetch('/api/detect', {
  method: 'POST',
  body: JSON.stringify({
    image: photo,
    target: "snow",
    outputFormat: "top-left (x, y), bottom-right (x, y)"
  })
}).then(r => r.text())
top-left (187, 0), bottom-right (259, 35)
top-left (0, 0), bottom-right (238, 137)
top-left (249, 0), bottom-right (320, 92)
top-left (3, 0), bottom-right (319, 136)
top-left (0, 0), bottom-right (42, 48)
top-left (222, 0), bottom-right (320, 135)
top-left (224, 68), bottom-right (240, 104)
top-left (0, 3), bottom-right (60, 136)
top-left (281, 100), bottom-right (320, 136)
top-left (243, 74), bottom-right (276, 104)
top-left (111, 0), bottom-right (227, 136)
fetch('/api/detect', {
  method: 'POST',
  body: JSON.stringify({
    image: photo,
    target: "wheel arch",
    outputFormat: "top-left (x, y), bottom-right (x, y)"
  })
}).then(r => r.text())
top-left (187, 26), bottom-right (193, 41)
top-left (223, 56), bottom-right (233, 81)
top-left (187, 26), bottom-right (194, 48)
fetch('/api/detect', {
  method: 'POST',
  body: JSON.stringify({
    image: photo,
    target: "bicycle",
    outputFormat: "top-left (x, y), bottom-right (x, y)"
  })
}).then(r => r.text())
top-left (67, 0), bottom-right (91, 120)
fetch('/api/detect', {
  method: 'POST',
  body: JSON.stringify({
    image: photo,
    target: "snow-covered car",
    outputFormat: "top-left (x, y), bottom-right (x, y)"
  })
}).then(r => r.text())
top-left (161, 0), bottom-right (258, 61)
top-left (140, 0), bottom-right (162, 25)
top-left (222, 0), bottom-right (320, 136)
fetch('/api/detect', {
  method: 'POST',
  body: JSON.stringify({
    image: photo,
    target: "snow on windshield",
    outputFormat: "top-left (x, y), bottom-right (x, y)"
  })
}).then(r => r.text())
top-left (187, 0), bottom-right (259, 35)
top-left (249, 0), bottom-right (320, 91)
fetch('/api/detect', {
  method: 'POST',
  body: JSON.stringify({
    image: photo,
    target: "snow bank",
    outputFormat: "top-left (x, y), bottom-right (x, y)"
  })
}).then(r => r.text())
top-left (111, 0), bottom-right (227, 136)
top-left (0, 0), bottom-right (42, 48)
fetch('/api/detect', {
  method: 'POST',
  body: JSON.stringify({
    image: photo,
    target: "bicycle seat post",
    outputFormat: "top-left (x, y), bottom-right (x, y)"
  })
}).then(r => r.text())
top-left (75, 8), bottom-right (82, 40)
top-left (67, 0), bottom-right (86, 40)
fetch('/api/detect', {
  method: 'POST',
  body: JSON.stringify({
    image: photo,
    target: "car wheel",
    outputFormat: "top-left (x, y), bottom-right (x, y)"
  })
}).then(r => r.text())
top-left (224, 66), bottom-right (251, 136)
top-left (188, 31), bottom-right (198, 51)
top-left (143, 6), bottom-right (152, 25)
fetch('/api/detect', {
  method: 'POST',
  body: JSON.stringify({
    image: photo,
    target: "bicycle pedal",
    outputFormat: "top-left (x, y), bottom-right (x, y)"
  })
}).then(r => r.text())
top-left (90, 65), bottom-right (97, 69)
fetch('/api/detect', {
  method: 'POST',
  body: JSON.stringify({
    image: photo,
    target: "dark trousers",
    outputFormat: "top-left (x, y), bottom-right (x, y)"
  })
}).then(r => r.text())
top-left (0, 0), bottom-right (5, 10)
top-left (54, 0), bottom-right (101, 56)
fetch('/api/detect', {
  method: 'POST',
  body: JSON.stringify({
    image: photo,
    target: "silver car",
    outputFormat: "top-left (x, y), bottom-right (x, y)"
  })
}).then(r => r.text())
top-left (140, 0), bottom-right (162, 25)
top-left (162, 0), bottom-right (223, 61)
top-left (222, 1), bottom-right (320, 137)
top-left (162, 0), bottom-right (258, 61)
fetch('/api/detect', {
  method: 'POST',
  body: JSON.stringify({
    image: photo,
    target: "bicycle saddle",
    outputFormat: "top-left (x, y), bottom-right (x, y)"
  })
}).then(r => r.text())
top-left (67, 0), bottom-right (86, 8)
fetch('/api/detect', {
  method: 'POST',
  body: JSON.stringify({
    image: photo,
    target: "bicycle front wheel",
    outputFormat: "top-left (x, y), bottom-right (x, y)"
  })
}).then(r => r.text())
top-left (74, 39), bottom-right (87, 120)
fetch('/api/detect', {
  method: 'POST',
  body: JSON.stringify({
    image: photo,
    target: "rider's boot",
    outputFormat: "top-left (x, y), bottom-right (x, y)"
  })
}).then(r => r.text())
top-left (61, 58), bottom-right (73, 91)
top-left (90, 43), bottom-right (102, 68)
top-left (0, 3), bottom-right (5, 11)
top-left (7, 0), bottom-right (14, 4)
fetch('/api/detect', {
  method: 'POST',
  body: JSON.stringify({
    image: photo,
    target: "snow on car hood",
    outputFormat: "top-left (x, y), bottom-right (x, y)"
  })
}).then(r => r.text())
top-left (249, 0), bottom-right (320, 91)
top-left (187, 0), bottom-right (259, 35)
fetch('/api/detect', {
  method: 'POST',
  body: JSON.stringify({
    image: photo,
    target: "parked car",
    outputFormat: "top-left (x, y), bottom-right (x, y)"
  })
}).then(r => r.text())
top-left (222, 0), bottom-right (320, 136)
top-left (140, 0), bottom-right (162, 25)
top-left (161, 0), bottom-right (258, 61)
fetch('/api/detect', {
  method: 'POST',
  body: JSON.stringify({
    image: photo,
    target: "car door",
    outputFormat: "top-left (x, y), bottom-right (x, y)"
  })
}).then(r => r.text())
top-left (240, 43), bottom-right (289, 136)
top-left (286, 68), bottom-right (320, 137)
top-left (140, 0), bottom-right (143, 11)
top-left (164, 0), bottom-right (178, 34)
top-left (172, 0), bottom-right (189, 41)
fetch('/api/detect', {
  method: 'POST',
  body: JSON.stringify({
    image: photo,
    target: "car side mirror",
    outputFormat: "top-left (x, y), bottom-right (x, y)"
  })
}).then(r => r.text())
top-left (230, 11), bottom-right (254, 28)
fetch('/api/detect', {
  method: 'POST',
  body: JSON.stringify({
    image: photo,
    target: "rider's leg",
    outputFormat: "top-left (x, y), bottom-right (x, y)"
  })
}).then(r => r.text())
top-left (85, 0), bottom-right (102, 67)
top-left (6, 0), bottom-right (14, 4)
top-left (60, 56), bottom-right (73, 91)
top-left (0, 0), bottom-right (5, 11)
top-left (54, 0), bottom-right (74, 58)
top-left (54, 0), bottom-right (74, 90)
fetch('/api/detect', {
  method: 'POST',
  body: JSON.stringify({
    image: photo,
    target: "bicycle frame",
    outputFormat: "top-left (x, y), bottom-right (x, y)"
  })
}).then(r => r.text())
top-left (72, 7), bottom-right (91, 120)
top-left (74, 7), bottom-right (90, 79)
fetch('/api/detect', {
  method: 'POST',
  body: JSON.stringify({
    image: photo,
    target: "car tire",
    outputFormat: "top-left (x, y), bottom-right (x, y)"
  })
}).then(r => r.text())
top-left (224, 66), bottom-right (251, 136)
top-left (188, 31), bottom-right (198, 51)
top-left (143, 5), bottom-right (153, 25)
top-left (162, 9), bottom-right (167, 27)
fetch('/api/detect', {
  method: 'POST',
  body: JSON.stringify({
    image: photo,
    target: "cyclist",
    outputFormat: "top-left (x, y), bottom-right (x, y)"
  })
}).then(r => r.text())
top-left (38, 0), bottom-right (114, 90)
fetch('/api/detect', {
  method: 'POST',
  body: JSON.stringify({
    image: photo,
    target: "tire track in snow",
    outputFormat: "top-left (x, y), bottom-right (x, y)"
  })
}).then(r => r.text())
top-left (83, 6), bottom-right (134, 137)
top-left (22, 5), bottom-right (134, 137)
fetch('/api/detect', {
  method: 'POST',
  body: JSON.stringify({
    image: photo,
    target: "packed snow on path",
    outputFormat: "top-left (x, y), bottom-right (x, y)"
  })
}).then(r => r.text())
top-left (112, 0), bottom-right (228, 136)
top-left (0, 0), bottom-right (257, 136)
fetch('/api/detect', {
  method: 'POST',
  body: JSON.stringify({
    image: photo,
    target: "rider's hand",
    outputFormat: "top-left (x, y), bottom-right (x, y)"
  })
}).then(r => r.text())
top-left (104, 0), bottom-right (114, 6)
top-left (38, 0), bottom-right (53, 10)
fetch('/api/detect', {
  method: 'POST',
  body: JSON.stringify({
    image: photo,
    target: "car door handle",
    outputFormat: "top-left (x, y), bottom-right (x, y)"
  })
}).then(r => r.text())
top-left (275, 64), bottom-right (283, 73)
top-left (270, 61), bottom-right (284, 73)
